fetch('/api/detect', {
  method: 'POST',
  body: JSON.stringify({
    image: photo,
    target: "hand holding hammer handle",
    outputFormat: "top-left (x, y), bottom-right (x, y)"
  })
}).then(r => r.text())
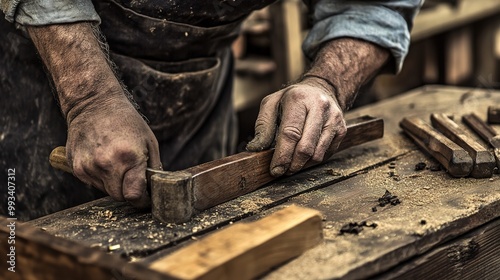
top-left (50, 115), bottom-right (384, 223)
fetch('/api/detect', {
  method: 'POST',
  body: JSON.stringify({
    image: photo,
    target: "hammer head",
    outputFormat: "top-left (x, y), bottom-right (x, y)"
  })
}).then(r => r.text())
top-left (151, 171), bottom-right (195, 224)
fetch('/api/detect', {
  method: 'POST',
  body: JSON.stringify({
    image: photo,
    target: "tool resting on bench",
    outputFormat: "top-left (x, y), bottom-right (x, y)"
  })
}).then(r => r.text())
top-left (50, 115), bottom-right (384, 223)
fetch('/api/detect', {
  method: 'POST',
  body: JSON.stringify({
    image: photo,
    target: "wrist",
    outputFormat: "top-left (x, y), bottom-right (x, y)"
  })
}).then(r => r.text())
top-left (28, 23), bottom-right (126, 120)
top-left (306, 38), bottom-right (389, 111)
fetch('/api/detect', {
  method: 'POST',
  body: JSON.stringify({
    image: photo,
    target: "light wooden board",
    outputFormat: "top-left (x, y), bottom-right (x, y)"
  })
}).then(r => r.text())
top-left (149, 205), bottom-right (322, 280)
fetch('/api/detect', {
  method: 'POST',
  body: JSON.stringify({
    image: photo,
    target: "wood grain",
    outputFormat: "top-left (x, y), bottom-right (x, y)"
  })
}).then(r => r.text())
top-left (29, 86), bottom-right (500, 279)
top-left (0, 217), bottom-right (165, 280)
top-left (400, 116), bottom-right (473, 177)
top-left (49, 116), bottom-right (383, 224)
top-left (153, 116), bottom-right (382, 223)
top-left (148, 205), bottom-right (322, 280)
top-left (374, 218), bottom-right (500, 280)
top-left (462, 113), bottom-right (500, 169)
top-left (430, 113), bottom-right (495, 178)
top-left (189, 116), bottom-right (383, 212)
top-left (462, 113), bottom-right (498, 142)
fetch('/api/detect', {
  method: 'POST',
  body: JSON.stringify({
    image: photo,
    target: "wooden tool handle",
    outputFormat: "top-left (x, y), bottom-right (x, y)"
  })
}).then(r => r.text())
top-left (185, 116), bottom-right (384, 211)
top-left (462, 113), bottom-right (498, 142)
top-left (400, 116), bottom-right (473, 177)
top-left (49, 116), bottom-right (384, 176)
top-left (430, 113), bottom-right (495, 179)
top-left (49, 146), bottom-right (72, 173)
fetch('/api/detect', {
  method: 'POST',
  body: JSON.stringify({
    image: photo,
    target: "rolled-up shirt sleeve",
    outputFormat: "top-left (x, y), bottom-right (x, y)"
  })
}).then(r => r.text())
top-left (303, 0), bottom-right (423, 73)
top-left (1, 0), bottom-right (100, 26)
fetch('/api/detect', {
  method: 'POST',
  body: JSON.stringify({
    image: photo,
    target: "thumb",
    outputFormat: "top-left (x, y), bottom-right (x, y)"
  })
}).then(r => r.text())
top-left (246, 94), bottom-right (282, 151)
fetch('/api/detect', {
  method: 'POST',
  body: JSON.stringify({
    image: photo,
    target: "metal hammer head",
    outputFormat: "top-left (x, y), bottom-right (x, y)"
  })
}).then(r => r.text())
top-left (151, 171), bottom-right (195, 224)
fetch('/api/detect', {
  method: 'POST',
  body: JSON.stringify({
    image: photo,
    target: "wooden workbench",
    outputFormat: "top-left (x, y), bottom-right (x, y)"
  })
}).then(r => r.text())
top-left (5, 85), bottom-right (500, 279)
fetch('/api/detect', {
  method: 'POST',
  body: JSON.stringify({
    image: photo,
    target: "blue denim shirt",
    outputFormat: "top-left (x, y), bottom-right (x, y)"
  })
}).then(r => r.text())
top-left (1, 0), bottom-right (422, 73)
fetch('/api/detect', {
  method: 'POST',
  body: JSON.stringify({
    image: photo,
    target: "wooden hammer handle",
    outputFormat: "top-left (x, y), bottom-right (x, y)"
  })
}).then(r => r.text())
top-left (50, 115), bottom-right (384, 223)
top-left (49, 116), bottom-right (384, 176)
top-left (49, 146), bottom-right (72, 173)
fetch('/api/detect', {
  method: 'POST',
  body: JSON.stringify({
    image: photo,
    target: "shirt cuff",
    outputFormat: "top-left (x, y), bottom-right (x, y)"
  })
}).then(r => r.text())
top-left (303, 2), bottom-right (420, 74)
top-left (10, 0), bottom-right (100, 26)
top-left (1, 0), bottom-right (21, 22)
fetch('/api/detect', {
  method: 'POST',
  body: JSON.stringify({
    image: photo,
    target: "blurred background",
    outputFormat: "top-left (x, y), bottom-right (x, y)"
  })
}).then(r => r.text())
top-left (232, 0), bottom-right (500, 150)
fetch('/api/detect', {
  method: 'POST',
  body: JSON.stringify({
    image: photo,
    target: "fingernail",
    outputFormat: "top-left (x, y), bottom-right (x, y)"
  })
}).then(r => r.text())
top-left (246, 139), bottom-right (260, 151)
top-left (271, 166), bottom-right (285, 176)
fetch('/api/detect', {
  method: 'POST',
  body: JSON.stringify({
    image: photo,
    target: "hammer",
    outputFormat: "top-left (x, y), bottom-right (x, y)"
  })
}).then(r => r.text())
top-left (49, 115), bottom-right (383, 223)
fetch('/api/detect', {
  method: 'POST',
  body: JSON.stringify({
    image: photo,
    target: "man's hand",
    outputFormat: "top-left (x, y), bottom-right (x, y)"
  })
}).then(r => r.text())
top-left (247, 38), bottom-right (390, 176)
top-left (247, 77), bottom-right (345, 177)
top-left (28, 23), bottom-right (161, 207)
top-left (66, 95), bottom-right (160, 208)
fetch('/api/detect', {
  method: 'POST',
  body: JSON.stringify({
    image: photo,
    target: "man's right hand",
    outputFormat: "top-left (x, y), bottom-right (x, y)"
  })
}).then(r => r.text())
top-left (66, 94), bottom-right (161, 208)
top-left (28, 23), bottom-right (161, 207)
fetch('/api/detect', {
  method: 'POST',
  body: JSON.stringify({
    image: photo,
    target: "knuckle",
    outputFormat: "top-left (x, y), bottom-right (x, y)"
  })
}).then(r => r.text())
top-left (281, 126), bottom-right (302, 142)
top-left (254, 119), bottom-right (271, 132)
top-left (104, 182), bottom-right (125, 201)
top-left (311, 154), bottom-right (324, 163)
top-left (285, 89), bottom-right (307, 101)
top-left (123, 189), bottom-right (143, 202)
top-left (260, 95), bottom-right (275, 107)
top-left (295, 145), bottom-right (315, 159)
top-left (72, 164), bottom-right (86, 178)
top-left (337, 124), bottom-right (347, 138)
top-left (93, 154), bottom-right (114, 171)
top-left (318, 99), bottom-right (332, 111)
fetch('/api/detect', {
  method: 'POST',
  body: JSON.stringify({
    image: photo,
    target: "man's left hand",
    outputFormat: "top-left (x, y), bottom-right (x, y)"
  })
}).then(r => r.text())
top-left (246, 76), bottom-right (346, 177)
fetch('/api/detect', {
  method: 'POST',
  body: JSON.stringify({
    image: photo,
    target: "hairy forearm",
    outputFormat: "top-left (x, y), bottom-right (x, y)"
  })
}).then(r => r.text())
top-left (305, 38), bottom-right (390, 111)
top-left (28, 23), bottom-right (124, 122)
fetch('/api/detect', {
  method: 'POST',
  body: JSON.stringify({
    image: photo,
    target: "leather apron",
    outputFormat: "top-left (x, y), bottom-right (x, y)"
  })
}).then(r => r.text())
top-left (0, 0), bottom-right (275, 220)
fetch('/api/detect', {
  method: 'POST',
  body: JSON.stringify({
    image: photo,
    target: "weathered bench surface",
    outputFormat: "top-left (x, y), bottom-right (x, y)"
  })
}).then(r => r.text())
top-left (28, 85), bottom-right (500, 279)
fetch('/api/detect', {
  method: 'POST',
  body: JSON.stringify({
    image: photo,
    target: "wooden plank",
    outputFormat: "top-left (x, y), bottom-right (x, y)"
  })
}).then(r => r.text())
top-left (411, 0), bottom-right (500, 42)
top-left (270, 0), bottom-right (304, 87)
top-left (474, 17), bottom-right (500, 86)
top-left (373, 218), bottom-right (500, 279)
top-left (189, 116), bottom-right (383, 212)
top-left (0, 217), bottom-right (165, 280)
top-left (445, 27), bottom-right (473, 85)
top-left (149, 205), bottom-right (322, 280)
top-left (400, 116), bottom-right (473, 177)
top-left (48, 116), bottom-right (383, 224)
top-left (282, 0), bottom-right (304, 81)
top-left (430, 113), bottom-right (495, 178)
top-left (462, 113), bottom-right (500, 168)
